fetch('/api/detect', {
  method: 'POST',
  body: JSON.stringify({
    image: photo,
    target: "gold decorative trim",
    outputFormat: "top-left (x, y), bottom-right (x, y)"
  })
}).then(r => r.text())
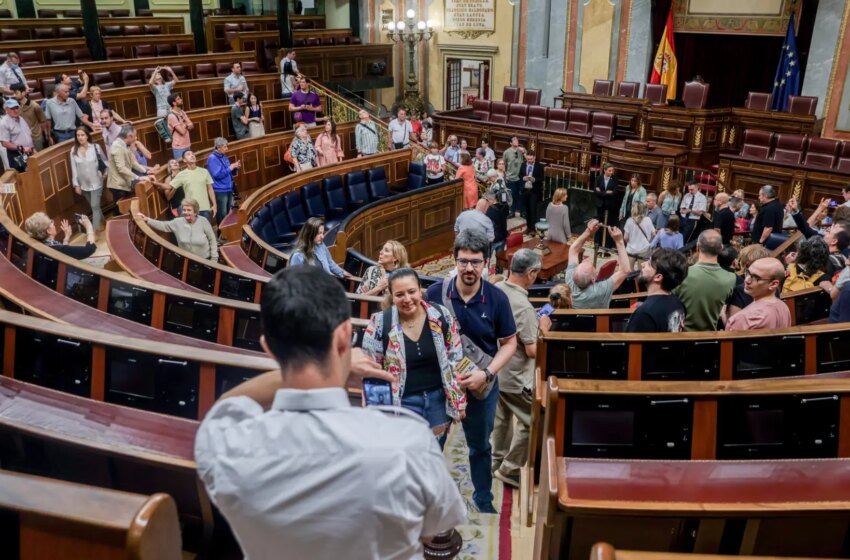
top-left (638, 117), bottom-right (646, 139)
top-left (662, 167), bottom-right (671, 189)
top-left (728, 126), bottom-right (736, 146)
top-left (718, 167), bottom-right (728, 192)
top-left (693, 126), bottom-right (703, 148)
top-left (580, 151), bottom-right (588, 172)
top-left (822, 0), bottom-right (850, 137)
top-left (792, 179), bottom-right (803, 200)
top-left (446, 30), bottom-right (496, 40)
top-left (721, 124), bottom-right (728, 146)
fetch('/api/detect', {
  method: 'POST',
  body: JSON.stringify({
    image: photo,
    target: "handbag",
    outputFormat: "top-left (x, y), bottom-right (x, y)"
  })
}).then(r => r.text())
top-left (248, 121), bottom-right (265, 138)
top-left (95, 145), bottom-right (108, 174)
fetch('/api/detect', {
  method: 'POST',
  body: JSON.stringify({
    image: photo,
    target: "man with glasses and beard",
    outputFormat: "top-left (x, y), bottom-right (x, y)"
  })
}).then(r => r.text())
top-left (425, 229), bottom-right (517, 514)
top-left (626, 248), bottom-right (689, 333)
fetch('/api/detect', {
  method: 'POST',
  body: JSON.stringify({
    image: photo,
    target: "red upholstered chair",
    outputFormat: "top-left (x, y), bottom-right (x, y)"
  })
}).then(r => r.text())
top-left (290, 20), bottom-right (309, 30)
top-left (133, 45), bottom-right (155, 58)
top-left (527, 105), bottom-right (548, 128)
top-left (111, 9), bottom-right (130, 16)
top-left (745, 92), bottom-right (772, 111)
top-left (591, 112), bottom-right (615, 144)
top-left (215, 62), bottom-right (231, 76)
top-left (92, 72), bottom-right (115, 90)
top-left (803, 137), bottom-right (840, 168)
top-left (241, 61), bottom-right (260, 75)
top-left (156, 44), bottom-right (176, 56)
top-left (472, 99), bottom-right (491, 120)
top-left (123, 25), bottom-right (142, 35)
top-left (64, 9), bottom-right (81, 17)
top-left (502, 86), bottom-right (520, 104)
top-left (241, 23), bottom-right (257, 31)
top-left (837, 143), bottom-right (850, 173)
top-left (522, 89), bottom-right (541, 105)
top-left (0, 29), bottom-right (18, 41)
top-left (102, 25), bottom-right (122, 36)
top-left (177, 43), bottom-right (195, 55)
top-left (597, 260), bottom-right (617, 281)
top-left (592, 80), bottom-right (614, 96)
top-left (170, 66), bottom-right (188, 80)
top-left (616, 81), bottom-right (640, 97)
top-left (489, 101), bottom-right (509, 124)
top-left (567, 109), bottom-right (590, 134)
top-left (293, 39), bottom-right (307, 47)
top-left (37, 9), bottom-right (58, 17)
top-left (40, 78), bottom-right (56, 98)
top-left (546, 108), bottom-right (568, 132)
top-left (47, 50), bottom-right (72, 65)
top-left (682, 81), bottom-right (710, 109)
top-left (305, 38), bottom-right (321, 47)
top-left (739, 129), bottom-right (774, 160)
top-left (26, 80), bottom-right (42, 101)
top-left (771, 134), bottom-right (807, 165)
top-left (18, 51), bottom-right (40, 67)
top-left (787, 95), bottom-right (818, 116)
top-left (71, 48), bottom-right (92, 63)
top-left (34, 28), bottom-right (57, 39)
top-left (195, 63), bottom-right (216, 79)
top-left (121, 69), bottom-right (144, 86)
top-left (58, 26), bottom-right (81, 38)
top-left (644, 83), bottom-right (668, 105)
top-left (336, 36), bottom-right (350, 45)
top-left (508, 103), bottom-right (528, 126)
top-left (321, 37), bottom-right (334, 46)
top-left (506, 232), bottom-right (523, 249)
top-left (105, 47), bottom-right (124, 60)
top-left (350, 37), bottom-right (362, 44)
top-left (144, 24), bottom-right (161, 35)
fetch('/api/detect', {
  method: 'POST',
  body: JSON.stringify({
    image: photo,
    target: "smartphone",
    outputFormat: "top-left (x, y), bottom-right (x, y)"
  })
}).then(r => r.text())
top-left (829, 200), bottom-right (839, 208)
top-left (537, 303), bottom-right (555, 318)
top-left (362, 377), bottom-right (392, 407)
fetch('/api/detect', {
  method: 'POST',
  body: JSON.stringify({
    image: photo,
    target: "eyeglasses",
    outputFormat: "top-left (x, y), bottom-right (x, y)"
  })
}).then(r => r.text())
top-left (744, 269), bottom-right (767, 283)
top-left (456, 258), bottom-right (485, 269)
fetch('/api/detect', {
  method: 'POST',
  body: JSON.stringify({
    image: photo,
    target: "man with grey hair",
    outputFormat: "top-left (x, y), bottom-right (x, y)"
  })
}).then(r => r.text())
top-left (752, 184), bottom-right (785, 247)
top-left (44, 83), bottom-right (92, 143)
top-left (354, 109), bottom-right (378, 157)
top-left (493, 249), bottom-right (551, 488)
top-left (564, 219), bottom-right (631, 309)
top-left (454, 195), bottom-right (495, 243)
top-left (107, 125), bottom-right (152, 203)
top-left (673, 229), bottom-right (736, 331)
top-left (0, 52), bottom-right (27, 98)
top-left (207, 137), bottom-right (241, 225)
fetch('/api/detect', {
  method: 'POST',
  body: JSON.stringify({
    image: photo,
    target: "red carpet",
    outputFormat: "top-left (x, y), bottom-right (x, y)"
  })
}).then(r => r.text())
top-left (499, 486), bottom-right (513, 559)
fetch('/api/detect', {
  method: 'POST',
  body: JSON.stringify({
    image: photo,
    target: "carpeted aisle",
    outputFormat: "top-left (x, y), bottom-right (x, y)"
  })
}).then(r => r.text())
top-left (444, 425), bottom-right (513, 559)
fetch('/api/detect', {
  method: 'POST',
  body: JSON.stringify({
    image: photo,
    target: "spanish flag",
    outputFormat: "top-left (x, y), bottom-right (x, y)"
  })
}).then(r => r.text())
top-left (650, 7), bottom-right (677, 101)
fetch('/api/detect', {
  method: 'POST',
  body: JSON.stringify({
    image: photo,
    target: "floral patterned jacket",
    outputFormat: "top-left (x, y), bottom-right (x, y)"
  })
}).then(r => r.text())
top-left (361, 301), bottom-right (467, 419)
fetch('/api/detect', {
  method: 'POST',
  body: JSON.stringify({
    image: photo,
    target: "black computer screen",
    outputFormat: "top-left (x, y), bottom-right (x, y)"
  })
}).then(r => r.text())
top-left (233, 312), bottom-right (262, 351)
top-left (817, 333), bottom-right (850, 373)
top-left (107, 281), bottom-right (154, 324)
top-left (248, 240), bottom-right (263, 264)
top-left (793, 291), bottom-right (832, 325)
top-left (549, 314), bottom-right (595, 332)
top-left (642, 341), bottom-right (720, 380)
top-left (165, 302), bottom-right (195, 330)
top-left (31, 253), bottom-right (58, 289)
top-left (143, 238), bottom-right (160, 264)
top-left (219, 272), bottom-right (256, 303)
top-left (131, 221), bottom-right (146, 251)
top-left (64, 267), bottom-right (99, 308)
top-left (9, 239), bottom-right (27, 272)
top-left (0, 223), bottom-right (9, 257)
top-left (733, 336), bottom-right (805, 379)
top-left (571, 410), bottom-right (635, 446)
top-left (108, 359), bottom-right (156, 399)
top-left (733, 409), bottom-right (784, 446)
top-left (264, 253), bottom-right (285, 273)
top-left (547, 342), bottom-right (627, 379)
top-left (161, 250), bottom-right (184, 279)
top-left (185, 261), bottom-right (216, 293)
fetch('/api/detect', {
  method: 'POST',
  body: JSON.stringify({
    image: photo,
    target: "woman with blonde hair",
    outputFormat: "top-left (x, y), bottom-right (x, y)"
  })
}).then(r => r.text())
top-left (623, 201), bottom-right (656, 269)
top-left (545, 187), bottom-right (571, 243)
top-left (357, 240), bottom-right (410, 296)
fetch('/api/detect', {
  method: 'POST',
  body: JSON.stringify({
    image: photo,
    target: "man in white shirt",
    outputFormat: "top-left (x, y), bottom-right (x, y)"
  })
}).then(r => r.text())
top-left (842, 185), bottom-right (850, 208)
top-left (480, 139), bottom-right (496, 164)
top-left (388, 108), bottom-right (413, 149)
top-left (223, 62), bottom-right (249, 105)
top-left (195, 267), bottom-right (466, 560)
top-left (679, 181), bottom-right (707, 243)
top-left (0, 53), bottom-right (27, 98)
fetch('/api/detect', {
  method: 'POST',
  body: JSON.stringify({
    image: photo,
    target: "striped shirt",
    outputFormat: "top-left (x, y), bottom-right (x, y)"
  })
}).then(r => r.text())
top-left (355, 120), bottom-right (379, 155)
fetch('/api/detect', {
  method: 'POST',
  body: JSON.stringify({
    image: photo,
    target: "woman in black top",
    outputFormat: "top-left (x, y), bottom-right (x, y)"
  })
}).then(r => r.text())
top-left (24, 211), bottom-right (96, 260)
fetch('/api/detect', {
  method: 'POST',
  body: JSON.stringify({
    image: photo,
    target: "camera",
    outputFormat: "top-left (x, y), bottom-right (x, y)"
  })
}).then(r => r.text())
top-left (73, 213), bottom-right (84, 225)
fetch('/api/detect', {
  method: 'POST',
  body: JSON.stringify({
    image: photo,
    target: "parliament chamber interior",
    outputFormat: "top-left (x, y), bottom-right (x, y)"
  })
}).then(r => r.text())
top-left (2, 0), bottom-right (850, 558)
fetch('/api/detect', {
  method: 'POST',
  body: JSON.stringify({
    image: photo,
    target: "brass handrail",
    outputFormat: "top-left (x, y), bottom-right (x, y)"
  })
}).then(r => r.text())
top-left (309, 80), bottom-right (390, 153)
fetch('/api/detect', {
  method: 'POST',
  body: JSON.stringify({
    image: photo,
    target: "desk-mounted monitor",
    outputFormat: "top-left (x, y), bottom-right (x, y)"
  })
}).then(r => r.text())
top-left (566, 395), bottom-right (638, 458)
top-left (0, 222), bottom-right (9, 258)
top-left (817, 331), bottom-right (850, 373)
top-left (185, 261), bottom-right (216, 293)
top-left (64, 266), bottom-right (99, 308)
top-left (160, 250), bottom-right (184, 279)
top-left (717, 396), bottom-right (788, 459)
top-left (263, 253), bottom-right (286, 274)
top-left (547, 341), bottom-right (628, 379)
top-left (15, 328), bottom-right (92, 397)
top-left (31, 252), bottom-right (58, 290)
top-left (9, 238), bottom-right (28, 272)
top-left (107, 280), bottom-right (153, 324)
top-left (792, 290), bottom-right (832, 325)
top-left (232, 309), bottom-right (262, 351)
top-left (642, 340), bottom-right (720, 380)
top-left (219, 271), bottom-right (256, 303)
top-left (143, 237), bottom-right (160, 264)
top-left (549, 314), bottom-right (595, 333)
top-left (733, 335), bottom-right (804, 379)
top-left (215, 365), bottom-right (261, 398)
top-left (163, 296), bottom-right (219, 342)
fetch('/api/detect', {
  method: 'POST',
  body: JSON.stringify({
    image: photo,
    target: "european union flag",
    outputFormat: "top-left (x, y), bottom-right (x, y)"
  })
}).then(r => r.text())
top-left (772, 13), bottom-right (801, 111)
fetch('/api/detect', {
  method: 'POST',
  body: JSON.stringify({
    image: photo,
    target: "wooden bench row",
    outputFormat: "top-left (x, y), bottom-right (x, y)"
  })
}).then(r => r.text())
top-left (0, 16), bottom-right (185, 40)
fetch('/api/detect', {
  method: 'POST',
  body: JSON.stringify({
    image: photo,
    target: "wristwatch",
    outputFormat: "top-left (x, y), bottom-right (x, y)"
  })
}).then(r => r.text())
top-left (483, 367), bottom-right (495, 383)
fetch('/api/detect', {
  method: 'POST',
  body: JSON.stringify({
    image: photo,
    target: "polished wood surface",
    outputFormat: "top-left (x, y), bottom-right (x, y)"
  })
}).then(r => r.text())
top-left (497, 238), bottom-right (570, 281)
top-left (600, 140), bottom-right (689, 192)
top-left (0, 469), bottom-right (182, 560)
top-left (717, 153), bottom-right (850, 214)
top-left (591, 543), bottom-right (843, 560)
top-left (205, 15), bottom-right (282, 52)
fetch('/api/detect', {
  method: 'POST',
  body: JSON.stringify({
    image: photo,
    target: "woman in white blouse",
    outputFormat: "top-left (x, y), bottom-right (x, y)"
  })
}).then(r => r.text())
top-left (69, 127), bottom-right (105, 230)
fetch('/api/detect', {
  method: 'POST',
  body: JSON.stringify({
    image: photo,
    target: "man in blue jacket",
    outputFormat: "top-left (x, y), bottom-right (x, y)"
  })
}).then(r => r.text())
top-left (206, 137), bottom-right (241, 225)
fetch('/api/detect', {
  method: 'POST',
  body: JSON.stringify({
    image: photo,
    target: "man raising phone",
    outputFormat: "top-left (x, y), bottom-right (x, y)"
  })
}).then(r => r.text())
top-left (206, 137), bottom-right (241, 225)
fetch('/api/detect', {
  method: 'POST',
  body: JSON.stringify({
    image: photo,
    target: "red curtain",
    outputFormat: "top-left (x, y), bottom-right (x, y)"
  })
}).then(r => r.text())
top-left (649, 0), bottom-right (818, 108)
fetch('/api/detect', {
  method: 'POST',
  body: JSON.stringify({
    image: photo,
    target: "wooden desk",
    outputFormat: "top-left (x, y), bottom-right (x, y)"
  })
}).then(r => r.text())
top-left (0, 16), bottom-right (185, 39)
top-left (600, 140), bottom-right (689, 192)
top-left (0, 34), bottom-right (195, 67)
top-left (497, 239), bottom-right (569, 281)
top-left (556, 92), bottom-right (649, 138)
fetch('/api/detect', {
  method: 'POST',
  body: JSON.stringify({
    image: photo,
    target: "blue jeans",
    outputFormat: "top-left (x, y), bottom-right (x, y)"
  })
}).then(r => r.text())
top-left (508, 180), bottom-right (524, 214)
top-left (215, 191), bottom-right (233, 225)
top-left (455, 378), bottom-right (500, 507)
top-left (198, 210), bottom-right (213, 223)
top-left (173, 147), bottom-right (190, 160)
top-left (401, 388), bottom-right (450, 432)
top-left (52, 129), bottom-right (75, 143)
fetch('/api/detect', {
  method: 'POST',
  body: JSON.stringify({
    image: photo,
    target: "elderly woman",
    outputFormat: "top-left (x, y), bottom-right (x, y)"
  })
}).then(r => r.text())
top-left (357, 240), bottom-right (410, 296)
top-left (136, 198), bottom-right (218, 261)
top-left (81, 86), bottom-right (128, 129)
top-left (289, 217), bottom-right (353, 279)
top-left (361, 267), bottom-right (466, 438)
top-left (473, 148), bottom-right (490, 181)
top-left (24, 211), bottom-right (96, 260)
top-left (290, 124), bottom-right (318, 172)
top-left (149, 65), bottom-right (178, 118)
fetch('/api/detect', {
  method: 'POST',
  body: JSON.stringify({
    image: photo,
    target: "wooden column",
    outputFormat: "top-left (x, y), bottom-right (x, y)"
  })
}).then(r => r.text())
top-left (80, 0), bottom-right (106, 61)
top-left (190, 0), bottom-right (208, 54)
top-left (277, 0), bottom-right (292, 48)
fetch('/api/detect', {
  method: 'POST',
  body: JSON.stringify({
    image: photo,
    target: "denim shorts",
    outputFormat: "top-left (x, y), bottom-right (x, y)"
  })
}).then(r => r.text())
top-left (401, 387), bottom-right (450, 429)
